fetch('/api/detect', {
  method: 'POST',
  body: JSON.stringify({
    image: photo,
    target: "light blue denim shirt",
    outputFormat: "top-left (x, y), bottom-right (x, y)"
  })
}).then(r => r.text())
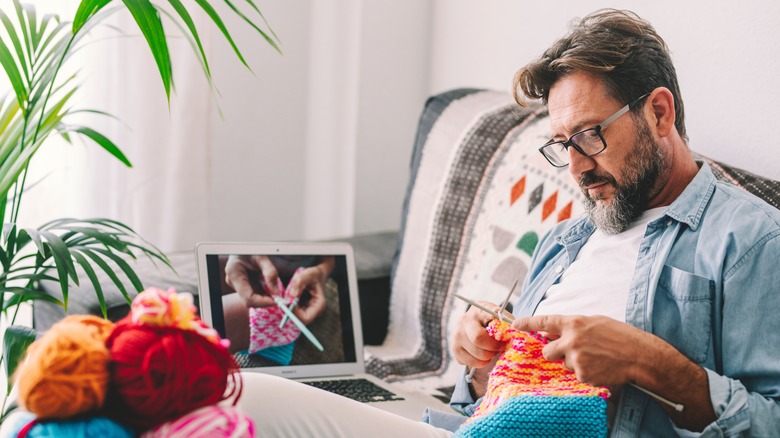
top-left (450, 162), bottom-right (780, 437)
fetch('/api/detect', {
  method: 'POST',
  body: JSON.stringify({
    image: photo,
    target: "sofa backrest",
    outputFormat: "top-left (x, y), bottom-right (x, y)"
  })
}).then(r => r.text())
top-left (365, 89), bottom-right (780, 397)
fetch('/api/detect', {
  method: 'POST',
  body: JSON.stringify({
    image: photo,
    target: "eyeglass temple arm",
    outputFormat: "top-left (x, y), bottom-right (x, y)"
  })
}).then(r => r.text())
top-left (599, 92), bottom-right (651, 130)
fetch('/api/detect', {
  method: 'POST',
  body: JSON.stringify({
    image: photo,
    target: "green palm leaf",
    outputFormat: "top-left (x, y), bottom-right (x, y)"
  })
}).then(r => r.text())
top-left (71, 126), bottom-right (132, 168)
top-left (0, 8), bottom-right (30, 86)
top-left (76, 247), bottom-right (132, 308)
top-left (2, 325), bottom-right (36, 393)
top-left (72, 0), bottom-right (112, 35)
top-left (240, 0), bottom-right (280, 44)
top-left (223, 0), bottom-right (280, 55)
top-left (166, 0), bottom-right (210, 77)
top-left (193, 0), bottom-right (249, 69)
top-left (71, 251), bottom-right (107, 316)
top-left (122, 0), bottom-right (172, 100)
top-left (0, 33), bottom-right (27, 109)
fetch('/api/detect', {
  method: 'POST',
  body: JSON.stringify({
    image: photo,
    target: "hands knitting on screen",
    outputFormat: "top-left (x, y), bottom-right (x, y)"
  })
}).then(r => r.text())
top-left (286, 262), bottom-right (330, 325)
top-left (225, 255), bottom-right (280, 308)
top-left (224, 255), bottom-right (333, 325)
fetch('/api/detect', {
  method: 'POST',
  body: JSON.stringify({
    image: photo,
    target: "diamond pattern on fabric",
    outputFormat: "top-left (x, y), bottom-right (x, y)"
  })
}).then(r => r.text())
top-left (542, 191), bottom-right (557, 221)
top-left (510, 176), bottom-right (526, 206)
top-left (527, 183), bottom-right (544, 213)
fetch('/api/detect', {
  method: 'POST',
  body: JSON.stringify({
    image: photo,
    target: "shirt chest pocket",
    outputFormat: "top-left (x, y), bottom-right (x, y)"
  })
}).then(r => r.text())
top-left (653, 265), bottom-right (715, 364)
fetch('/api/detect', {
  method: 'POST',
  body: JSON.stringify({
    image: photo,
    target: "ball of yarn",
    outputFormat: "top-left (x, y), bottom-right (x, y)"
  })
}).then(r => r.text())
top-left (141, 405), bottom-right (255, 438)
top-left (16, 315), bottom-right (114, 419)
top-left (1, 410), bottom-right (134, 438)
top-left (105, 288), bottom-right (242, 430)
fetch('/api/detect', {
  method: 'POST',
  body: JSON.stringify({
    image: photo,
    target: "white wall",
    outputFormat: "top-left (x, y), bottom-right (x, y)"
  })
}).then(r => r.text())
top-left (9, 1), bottom-right (779, 250)
top-left (204, 0), bottom-right (433, 244)
top-left (428, 1), bottom-right (780, 180)
top-left (203, 0), bottom-right (780, 247)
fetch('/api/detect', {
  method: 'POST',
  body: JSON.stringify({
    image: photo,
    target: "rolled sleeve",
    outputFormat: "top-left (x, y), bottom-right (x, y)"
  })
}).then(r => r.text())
top-left (670, 369), bottom-right (771, 437)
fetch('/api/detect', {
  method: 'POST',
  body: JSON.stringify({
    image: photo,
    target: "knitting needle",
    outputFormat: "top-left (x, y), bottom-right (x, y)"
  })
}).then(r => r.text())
top-left (459, 280), bottom-right (518, 383)
top-left (454, 294), bottom-right (509, 382)
top-left (629, 383), bottom-right (684, 412)
top-left (453, 294), bottom-right (515, 324)
top-left (497, 279), bottom-right (517, 318)
top-left (452, 294), bottom-right (684, 412)
top-left (273, 296), bottom-right (324, 351)
top-left (279, 298), bottom-right (299, 328)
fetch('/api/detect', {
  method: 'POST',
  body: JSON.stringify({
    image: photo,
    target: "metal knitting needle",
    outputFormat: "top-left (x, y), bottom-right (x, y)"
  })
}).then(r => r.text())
top-left (453, 294), bottom-right (684, 412)
top-left (629, 383), bottom-right (684, 412)
top-left (454, 294), bottom-right (515, 324)
top-left (460, 280), bottom-right (518, 383)
top-left (497, 279), bottom-right (517, 318)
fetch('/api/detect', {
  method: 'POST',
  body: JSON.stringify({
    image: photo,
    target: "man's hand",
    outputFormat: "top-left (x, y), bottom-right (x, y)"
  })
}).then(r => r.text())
top-left (225, 255), bottom-right (279, 308)
top-left (288, 266), bottom-right (327, 325)
top-left (452, 301), bottom-right (507, 398)
top-left (513, 314), bottom-right (645, 386)
top-left (513, 314), bottom-right (716, 432)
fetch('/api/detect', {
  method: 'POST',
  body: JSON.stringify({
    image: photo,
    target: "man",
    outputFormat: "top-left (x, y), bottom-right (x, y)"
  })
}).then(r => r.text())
top-left (220, 9), bottom-right (780, 437)
top-left (451, 8), bottom-right (780, 436)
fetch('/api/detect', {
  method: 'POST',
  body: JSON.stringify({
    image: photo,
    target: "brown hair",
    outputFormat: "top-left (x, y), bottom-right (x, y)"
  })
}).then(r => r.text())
top-left (513, 9), bottom-right (687, 140)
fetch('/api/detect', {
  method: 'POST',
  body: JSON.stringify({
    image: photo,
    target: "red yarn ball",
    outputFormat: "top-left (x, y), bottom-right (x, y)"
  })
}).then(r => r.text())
top-left (105, 317), bottom-right (242, 430)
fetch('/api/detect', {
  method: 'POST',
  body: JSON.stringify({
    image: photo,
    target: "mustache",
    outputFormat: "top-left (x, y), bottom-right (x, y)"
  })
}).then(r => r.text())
top-left (578, 170), bottom-right (616, 189)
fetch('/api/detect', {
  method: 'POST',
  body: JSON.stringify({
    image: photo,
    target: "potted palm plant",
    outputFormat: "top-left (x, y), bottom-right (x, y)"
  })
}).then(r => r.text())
top-left (0, 0), bottom-right (279, 419)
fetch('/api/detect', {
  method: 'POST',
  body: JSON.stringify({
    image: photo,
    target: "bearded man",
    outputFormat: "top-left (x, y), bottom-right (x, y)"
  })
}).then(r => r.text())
top-left (451, 9), bottom-right (780, 437)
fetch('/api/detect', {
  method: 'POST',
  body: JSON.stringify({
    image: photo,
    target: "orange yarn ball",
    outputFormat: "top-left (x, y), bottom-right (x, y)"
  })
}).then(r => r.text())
top-left (17, 315), bottom-right (114, 420)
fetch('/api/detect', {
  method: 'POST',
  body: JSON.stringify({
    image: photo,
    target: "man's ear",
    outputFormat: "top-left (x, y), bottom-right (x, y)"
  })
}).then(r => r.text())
top-left (647, 87), bottom-right (675, 137)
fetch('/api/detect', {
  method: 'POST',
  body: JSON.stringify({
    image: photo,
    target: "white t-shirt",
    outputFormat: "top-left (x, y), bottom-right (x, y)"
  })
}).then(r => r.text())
top-left (533, 207), bottom-right (666, 322)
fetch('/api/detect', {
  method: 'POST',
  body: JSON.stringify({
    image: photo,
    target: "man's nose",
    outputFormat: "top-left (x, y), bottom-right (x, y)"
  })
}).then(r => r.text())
top-left (568, 146), bottom-right (596, 180)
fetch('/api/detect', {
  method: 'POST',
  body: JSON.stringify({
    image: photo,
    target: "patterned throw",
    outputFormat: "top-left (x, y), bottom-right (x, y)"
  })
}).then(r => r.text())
top-left (455, 320), bottom-right (610, 437)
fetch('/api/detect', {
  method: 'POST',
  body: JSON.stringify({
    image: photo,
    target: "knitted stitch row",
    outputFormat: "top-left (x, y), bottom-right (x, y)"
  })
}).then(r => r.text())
top-left (455, 320), bottom-right (610, 437)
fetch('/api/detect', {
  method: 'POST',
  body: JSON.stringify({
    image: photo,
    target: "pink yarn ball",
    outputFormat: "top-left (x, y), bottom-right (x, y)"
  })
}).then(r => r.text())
top-left (140, 405), bottom-right (255, 438)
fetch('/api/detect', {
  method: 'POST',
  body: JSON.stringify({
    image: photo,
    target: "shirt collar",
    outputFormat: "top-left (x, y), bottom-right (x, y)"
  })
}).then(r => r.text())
top-left (559, 160), bottom-right (716, 242)
top-left (662, 160), bottom-right (715, 231)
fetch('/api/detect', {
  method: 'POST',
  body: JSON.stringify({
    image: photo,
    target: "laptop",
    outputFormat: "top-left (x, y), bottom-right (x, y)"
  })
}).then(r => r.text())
top-left (195, 241), bottom-right (451, 420)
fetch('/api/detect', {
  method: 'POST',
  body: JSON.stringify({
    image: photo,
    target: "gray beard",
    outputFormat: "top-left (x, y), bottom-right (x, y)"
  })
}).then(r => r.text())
top-left (583, 119), bottom-right (667, 235)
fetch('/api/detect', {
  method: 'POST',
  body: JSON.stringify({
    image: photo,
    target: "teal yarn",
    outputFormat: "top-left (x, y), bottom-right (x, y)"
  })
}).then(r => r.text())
top-left (455, 395), bottom-right (608, 438)
top-left (256, 341), bottom-right (295, 365)
top-left (2, 411), bottom-right (134, 438)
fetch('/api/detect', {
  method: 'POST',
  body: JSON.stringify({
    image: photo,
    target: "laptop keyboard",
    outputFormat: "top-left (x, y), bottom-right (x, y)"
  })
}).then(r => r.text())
top-left (302, 378), bottom-right (405, 403)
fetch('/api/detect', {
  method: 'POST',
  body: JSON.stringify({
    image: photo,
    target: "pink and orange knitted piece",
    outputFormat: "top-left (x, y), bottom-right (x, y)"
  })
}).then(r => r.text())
top-left (248, 269), bottom-right (304, 353)
top-left (456, 320), bottom-right (610, 437)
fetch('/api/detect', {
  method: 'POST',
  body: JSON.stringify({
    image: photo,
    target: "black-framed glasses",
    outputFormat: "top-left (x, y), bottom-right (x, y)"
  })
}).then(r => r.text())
top-left (539, 93), bottom-right (651, 168)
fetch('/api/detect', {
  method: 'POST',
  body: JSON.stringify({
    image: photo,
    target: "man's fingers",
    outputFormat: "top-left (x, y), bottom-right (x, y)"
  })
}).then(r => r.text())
top-left (263, 274), bottom-right (281, 295)
top-left (513, 314), bottom-right (563, 334)
top-left (542, 339), bottom-right (565, 362)
top-left (454, 344), bottom-right (496, 368)
top-left (245, 292), bottom-right (275, 308)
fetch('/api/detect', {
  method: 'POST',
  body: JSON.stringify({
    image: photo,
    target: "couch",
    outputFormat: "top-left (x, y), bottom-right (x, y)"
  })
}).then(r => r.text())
top-left (34, 88), bottom-right (780, 403)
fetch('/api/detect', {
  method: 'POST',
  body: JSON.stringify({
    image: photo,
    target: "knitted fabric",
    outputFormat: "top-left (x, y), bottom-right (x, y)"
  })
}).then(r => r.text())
top-left (248, 268), bottom-right (304, 354)
top-left (455, 320), bottom-right (610, 437)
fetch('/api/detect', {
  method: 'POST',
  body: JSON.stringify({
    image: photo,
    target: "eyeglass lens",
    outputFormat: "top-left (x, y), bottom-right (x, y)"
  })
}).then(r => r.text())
top-left (543, 129), bottom-right (605, 166)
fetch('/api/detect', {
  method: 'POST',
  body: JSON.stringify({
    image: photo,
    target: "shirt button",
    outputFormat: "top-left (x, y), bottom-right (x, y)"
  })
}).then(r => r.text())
top-left (666, 220), bottom-right (672, 226)
top-left (555, 265), bottom-right (563, 274)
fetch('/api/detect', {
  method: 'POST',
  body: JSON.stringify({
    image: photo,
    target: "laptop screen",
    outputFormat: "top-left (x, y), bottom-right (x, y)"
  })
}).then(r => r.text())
top-left (196, 243), bottom-right (364, 378)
